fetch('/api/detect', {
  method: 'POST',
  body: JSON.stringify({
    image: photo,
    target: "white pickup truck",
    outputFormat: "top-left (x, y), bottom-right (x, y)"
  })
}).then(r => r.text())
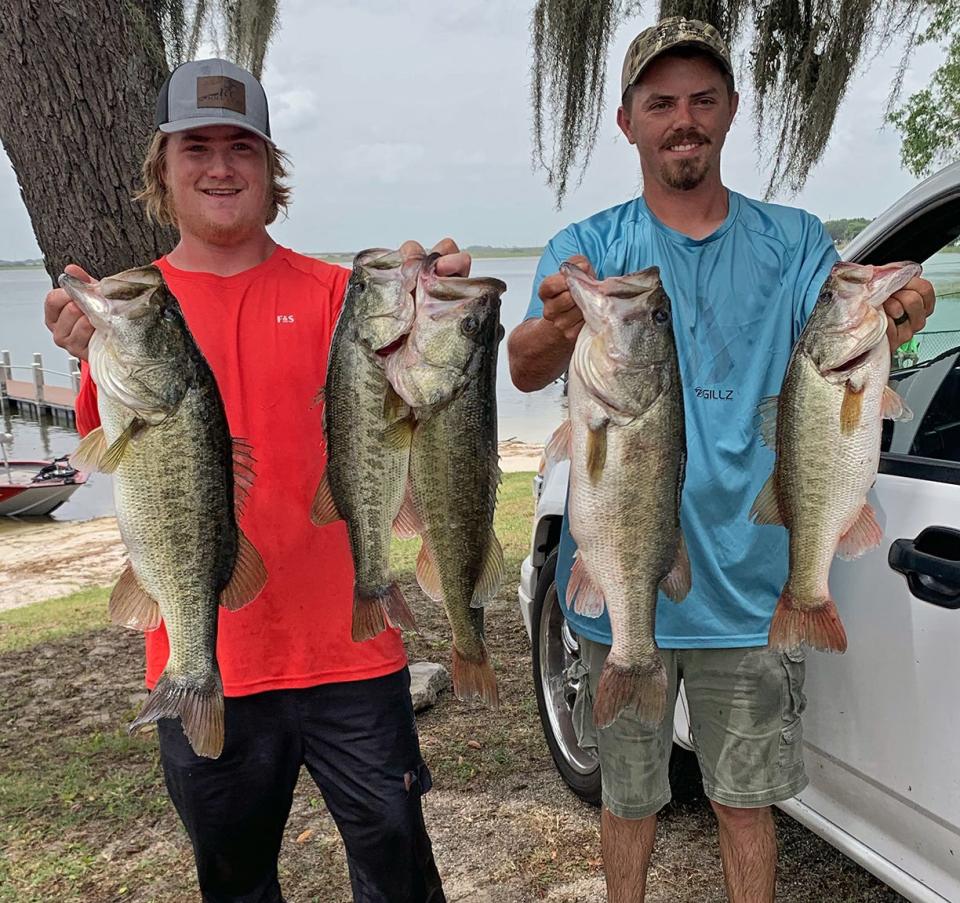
top-left (516, 162), bottom-right (960, 902)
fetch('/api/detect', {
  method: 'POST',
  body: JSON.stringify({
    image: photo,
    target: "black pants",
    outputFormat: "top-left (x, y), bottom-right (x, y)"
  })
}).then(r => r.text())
top-left (157, 667), bottom-right (445, 903)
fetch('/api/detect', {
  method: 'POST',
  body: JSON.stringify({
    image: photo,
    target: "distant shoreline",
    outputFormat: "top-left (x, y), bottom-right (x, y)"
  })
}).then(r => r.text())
top-left (308, 246), bottom-right (544, 264)
top-left (7, 242), bottom-right (960, 270)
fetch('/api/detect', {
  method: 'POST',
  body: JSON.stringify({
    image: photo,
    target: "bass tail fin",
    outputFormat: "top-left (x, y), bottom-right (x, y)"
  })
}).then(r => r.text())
top-left (129, 671), bottom-right (224, 759)
top-left (592, 655), bottom-right (667, 729)
top-left (768, 590), bottom-right (847, 653)
top-left (352, 583), bottom-right (418, 642)
top-left (452, 645), bottom-right (499, 708)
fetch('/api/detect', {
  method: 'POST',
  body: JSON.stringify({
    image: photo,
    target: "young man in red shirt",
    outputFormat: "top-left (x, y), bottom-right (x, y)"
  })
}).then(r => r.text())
top-left (43, 58), bottom-right (464, 903)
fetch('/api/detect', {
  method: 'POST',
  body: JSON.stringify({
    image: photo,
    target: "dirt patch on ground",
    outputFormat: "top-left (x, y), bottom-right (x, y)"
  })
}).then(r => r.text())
top-left (1, 577), bottom-right (904, 902)
top-left (0, 517), bottom-right (125, 611)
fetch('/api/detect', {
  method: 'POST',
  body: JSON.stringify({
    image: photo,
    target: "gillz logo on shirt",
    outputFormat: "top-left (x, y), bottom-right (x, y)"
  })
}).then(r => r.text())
top-left (276, 314), bottom-right (296, 324)
top-left (695, 386), bottom-right (735, 401)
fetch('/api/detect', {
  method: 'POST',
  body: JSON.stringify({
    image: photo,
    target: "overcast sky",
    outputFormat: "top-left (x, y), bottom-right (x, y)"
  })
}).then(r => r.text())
top-left (0, 0), bottom-right (947, 259)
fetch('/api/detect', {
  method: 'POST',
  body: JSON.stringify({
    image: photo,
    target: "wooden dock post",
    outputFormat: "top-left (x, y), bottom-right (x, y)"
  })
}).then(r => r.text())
top-left (32, 353), bottom-right (44, 405)
top-left (0, 352), bottom-right (77, 418)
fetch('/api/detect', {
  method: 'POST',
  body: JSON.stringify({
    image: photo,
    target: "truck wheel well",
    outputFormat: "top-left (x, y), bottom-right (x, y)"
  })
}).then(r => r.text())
top-left (533, 515), bottom-right (562, 569)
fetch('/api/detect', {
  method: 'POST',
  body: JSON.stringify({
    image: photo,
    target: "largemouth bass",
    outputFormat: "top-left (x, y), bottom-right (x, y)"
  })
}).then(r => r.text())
top-left (62, 266), bottom-right (267, 758)
top-left (750, 260), bottom-right (919, 652)
top-left (311, 249), bottom-right (421, 641)
top-left (386, 255), bottom-right (507, 706)
top-left (548, 264), bottom-right (689, 729)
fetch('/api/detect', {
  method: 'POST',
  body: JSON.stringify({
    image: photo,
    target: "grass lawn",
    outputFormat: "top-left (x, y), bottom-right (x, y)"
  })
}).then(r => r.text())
top-left (0, 472), bottom-right (903, 902)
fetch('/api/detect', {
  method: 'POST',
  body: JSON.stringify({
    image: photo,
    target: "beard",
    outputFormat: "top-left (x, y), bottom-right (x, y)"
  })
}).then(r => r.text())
top-left (661, 156), bottom-right (711, 191)
top-left (173, 198), bottom-right (269, 247)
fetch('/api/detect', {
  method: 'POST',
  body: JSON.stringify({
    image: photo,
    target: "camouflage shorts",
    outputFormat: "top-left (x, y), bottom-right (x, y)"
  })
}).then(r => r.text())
top-left (571, 636), bottom-right (808, 818)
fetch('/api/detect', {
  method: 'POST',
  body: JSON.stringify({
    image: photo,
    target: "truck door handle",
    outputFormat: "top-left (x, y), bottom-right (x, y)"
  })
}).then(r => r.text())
top-left (888, 526), bottom-right (960, 609)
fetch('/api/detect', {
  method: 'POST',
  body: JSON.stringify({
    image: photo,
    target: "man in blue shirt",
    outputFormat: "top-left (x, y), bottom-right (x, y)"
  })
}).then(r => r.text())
top-left (508, 16), bottom-right (934, 903)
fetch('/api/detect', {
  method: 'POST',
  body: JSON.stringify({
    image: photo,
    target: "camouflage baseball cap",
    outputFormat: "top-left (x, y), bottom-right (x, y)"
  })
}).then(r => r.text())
top-left (620, 16), bottom-right (733, 97)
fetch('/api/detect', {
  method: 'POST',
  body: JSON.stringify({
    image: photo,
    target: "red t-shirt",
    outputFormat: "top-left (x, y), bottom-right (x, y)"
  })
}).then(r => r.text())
top-left (75, 247), bottom-right (408, 695)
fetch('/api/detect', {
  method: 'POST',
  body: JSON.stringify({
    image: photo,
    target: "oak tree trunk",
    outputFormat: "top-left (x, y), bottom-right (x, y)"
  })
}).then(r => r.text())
top-left (0, 0), bottom-right (178, 285)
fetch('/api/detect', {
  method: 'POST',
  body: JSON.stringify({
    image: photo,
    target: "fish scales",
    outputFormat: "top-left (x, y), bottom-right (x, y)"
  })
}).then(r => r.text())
top-left (776, 349), bottom-right (887, 603)
top-left (61, 266), bottom-right (266, 759)
top-left (102, 368), bottom-right (233, 683)
top-left (408, 325), bottom-right (500, 677)
top-left (753, 260), bottom-right (921, 652)
top-left (314, 250), bottom-right (420, 641)
top-left (386, 256), bottom-right (507, 706)
top-left (556, 263), bottom-right (689, 729)
top-left (569, 379), bottom-right (683, 661)
top-left (325, 313), bottom-right (408, 593)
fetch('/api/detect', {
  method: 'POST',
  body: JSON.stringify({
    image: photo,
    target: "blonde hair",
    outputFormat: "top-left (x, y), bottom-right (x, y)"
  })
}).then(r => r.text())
top-left (134, 130), bottom-right (292, 226)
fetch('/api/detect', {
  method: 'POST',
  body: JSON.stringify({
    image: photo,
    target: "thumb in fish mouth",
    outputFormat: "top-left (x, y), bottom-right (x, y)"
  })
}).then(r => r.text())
top-left (831, 261), bottom-right (922, 309)
top-left (864, 261), bottom-right (922, 307)
top-left (59, 272), bottom-right (109, 326)
top-left (560, 263), bottom-right (664, 334)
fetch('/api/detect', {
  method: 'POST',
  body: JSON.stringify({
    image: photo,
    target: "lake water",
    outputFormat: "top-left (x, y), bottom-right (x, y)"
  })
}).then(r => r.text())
top-left (3, 253), bottom-right (960, 522)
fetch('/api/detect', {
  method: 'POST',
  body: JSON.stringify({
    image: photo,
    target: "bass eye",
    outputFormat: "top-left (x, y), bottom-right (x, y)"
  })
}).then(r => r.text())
top-left (460, 315), bottom-right (481, 337)
top-left (652, 308), bottom-right (670, 325)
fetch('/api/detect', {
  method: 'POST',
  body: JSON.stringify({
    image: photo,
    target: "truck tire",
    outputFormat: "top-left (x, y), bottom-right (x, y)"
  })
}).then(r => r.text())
top-left (531, 550), bottom-right (602, 805)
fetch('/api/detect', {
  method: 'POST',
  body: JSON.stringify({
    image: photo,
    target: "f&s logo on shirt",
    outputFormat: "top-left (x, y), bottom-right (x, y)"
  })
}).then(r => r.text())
top-left (276, 314), bottom-right (296, 324)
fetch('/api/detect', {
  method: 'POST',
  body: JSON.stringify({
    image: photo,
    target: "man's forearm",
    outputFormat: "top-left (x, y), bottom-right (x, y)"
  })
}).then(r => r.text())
top-left (507, 318), bottom-right (576, 392)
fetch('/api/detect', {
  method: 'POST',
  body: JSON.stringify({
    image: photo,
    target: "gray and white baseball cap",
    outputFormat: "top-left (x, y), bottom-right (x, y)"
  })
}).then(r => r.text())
top-left (155, 58), bottom-right (272, 144)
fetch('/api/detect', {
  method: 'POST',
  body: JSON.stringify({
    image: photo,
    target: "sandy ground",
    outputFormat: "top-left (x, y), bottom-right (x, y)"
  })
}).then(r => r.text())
top-left (0, 516), bottom-right (126, 611)
top-left (499, 438), bottom-right (544, 474)
top-left (0, 441), bottom-right (544, 612)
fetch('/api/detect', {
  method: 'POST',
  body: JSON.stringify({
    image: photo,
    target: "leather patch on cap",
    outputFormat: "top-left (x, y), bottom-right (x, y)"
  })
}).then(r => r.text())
top-left (196, 76), bottom-right (246, 114)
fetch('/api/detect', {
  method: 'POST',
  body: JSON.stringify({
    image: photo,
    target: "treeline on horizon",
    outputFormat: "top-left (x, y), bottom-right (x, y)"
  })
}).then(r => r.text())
top-left (824, 218), bottom-right (872, 244)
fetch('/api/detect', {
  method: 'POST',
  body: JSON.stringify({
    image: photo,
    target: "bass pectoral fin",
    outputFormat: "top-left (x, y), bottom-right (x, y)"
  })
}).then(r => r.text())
top-left (568, 552), bottom-right (605, 618)
top-left (220, 528), bottom-right (267, 610)
top-left (587, 423), bottom-right (608, 482)
top-left (544, 418), bottom-right (573, 464)
top-left (840, 381), bottom-right (865, 435)
top-left (659, 532), bottom-right (691, 603)
top-left (109, 562), bottom-right (161, 630)
top-left (383, 383), bottom-right (409, 424)
top-left (70, 419), bottom-right (144, 473)
top-left (881, 385), bottom-right (913, 422)
top-left (70, 426), bottom-right (109, 473)
top-left (383, 414), bottom-right (415, 451)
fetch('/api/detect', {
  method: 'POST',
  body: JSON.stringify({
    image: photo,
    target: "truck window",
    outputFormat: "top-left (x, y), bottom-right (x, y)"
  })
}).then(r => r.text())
top-left (882, 239), bottom-right (960, 473)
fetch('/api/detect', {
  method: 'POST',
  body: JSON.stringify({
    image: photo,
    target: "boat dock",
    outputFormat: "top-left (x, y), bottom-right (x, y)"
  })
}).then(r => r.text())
top-left (1, 351), bottom-right (79, 422)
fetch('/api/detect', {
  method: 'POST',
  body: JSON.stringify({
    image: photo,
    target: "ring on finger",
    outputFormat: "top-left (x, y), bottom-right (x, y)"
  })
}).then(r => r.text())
top-left (893, 312), bottom-right (910, 326)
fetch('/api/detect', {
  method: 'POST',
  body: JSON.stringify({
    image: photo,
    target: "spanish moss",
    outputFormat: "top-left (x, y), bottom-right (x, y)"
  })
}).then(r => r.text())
top-left (750, 0), bottom-right (925, 197)
top-left (151, 0), bottom-right (279, 78)
top-left (222, 0), bottom-right (279, 79)
top-left (531, 0), bottom-right (928, 206)
top-left (531, 0), bottom-right (643, 208)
